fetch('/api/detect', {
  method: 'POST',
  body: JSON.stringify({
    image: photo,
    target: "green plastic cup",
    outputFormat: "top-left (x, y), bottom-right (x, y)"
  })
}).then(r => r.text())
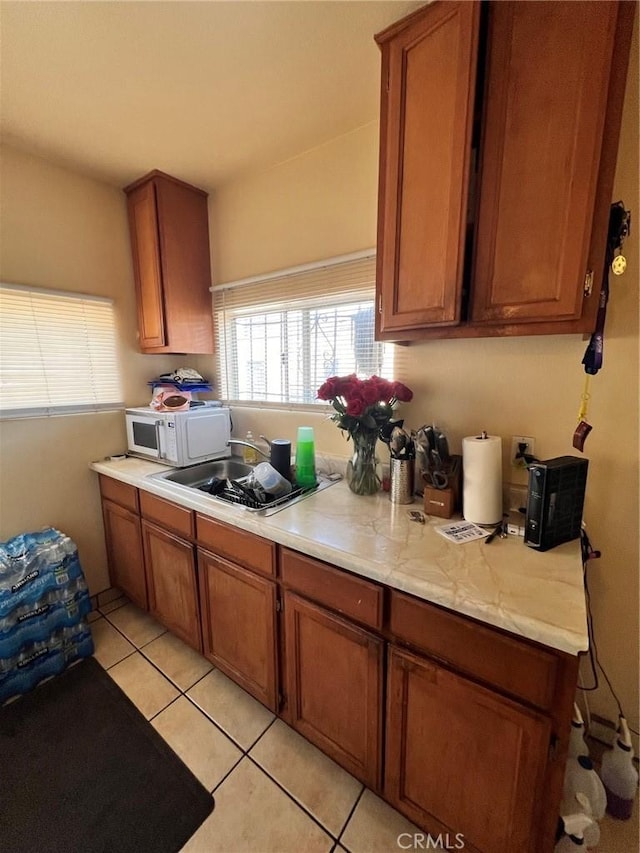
top-left (295, 426), bottom-right (316, 487)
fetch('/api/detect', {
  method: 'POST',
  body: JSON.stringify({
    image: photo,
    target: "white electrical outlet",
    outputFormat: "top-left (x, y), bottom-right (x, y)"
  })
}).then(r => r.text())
top-left (511, 436), bottom-right (536, 469)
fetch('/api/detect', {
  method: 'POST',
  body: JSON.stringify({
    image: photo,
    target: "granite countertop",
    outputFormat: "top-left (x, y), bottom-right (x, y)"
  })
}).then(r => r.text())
top-left (90, 457), bottom-right (589, 656)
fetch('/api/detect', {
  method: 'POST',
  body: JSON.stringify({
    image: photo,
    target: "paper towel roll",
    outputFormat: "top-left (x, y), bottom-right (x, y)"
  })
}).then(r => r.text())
top-left (462, 433), bottom-right (503, 525)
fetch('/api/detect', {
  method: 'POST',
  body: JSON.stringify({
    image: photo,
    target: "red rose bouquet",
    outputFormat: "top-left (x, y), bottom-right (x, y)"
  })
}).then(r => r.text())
top-left (317, 374), bottom-right (413, 434)
top-left (316, 374), bottom-right (413, 494)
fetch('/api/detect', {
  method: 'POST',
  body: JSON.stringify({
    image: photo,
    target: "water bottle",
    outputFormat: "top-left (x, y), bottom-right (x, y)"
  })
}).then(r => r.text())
top-left (568, 703), bottom-right (590, 759)
top-left (562, 755), bottom-right (606, 820)
top-left (599, 716), bottom-right (638, 820)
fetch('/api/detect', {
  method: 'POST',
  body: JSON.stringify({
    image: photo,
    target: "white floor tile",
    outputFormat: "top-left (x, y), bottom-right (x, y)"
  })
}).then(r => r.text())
top-left (152, 696), bottom-right (241, 791)
top-left (181, 758), bottom-right (332, 853)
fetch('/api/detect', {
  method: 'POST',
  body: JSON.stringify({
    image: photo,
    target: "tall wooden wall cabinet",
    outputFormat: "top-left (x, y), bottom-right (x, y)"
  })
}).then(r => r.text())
top-left (375, 0), bottom-right (635, 341)
top-left (124, 170), bottom-right (214, 354)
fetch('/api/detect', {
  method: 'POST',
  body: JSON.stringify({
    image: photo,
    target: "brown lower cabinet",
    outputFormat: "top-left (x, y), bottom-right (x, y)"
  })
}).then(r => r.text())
top-left (101, 498), bottom-right (147, 610)
top-left (385, 645), bottom-right (550, 853)
top-left (98, 477), bottom-right (578, 853)
top-left (283, 590), bottom-right (384, 789)
top-left (198, 548), bottom-right (278, 711)
top-left (141, 520), bottom-right (201, 651)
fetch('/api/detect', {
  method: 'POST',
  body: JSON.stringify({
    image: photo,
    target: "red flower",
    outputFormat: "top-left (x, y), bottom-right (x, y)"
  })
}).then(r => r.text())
top-left (392, 381), bottom-right (413, 402)
top-left (336, 374), bottom-right (361, 400)
top-left (372, 376), bottom-right (394, 402)
top-left (361, 381), bottom-right (381, 405)
top-left (346, 394), bottom-right (366, 417)
top-left (317, 377), bottom-right (340, 401)
top-left (316, 374), bottom-right (413, 433)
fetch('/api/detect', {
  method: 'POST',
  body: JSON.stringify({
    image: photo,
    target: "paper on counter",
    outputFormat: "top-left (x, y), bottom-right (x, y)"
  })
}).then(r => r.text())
top-left (436, 520), bottom-right (491, 544)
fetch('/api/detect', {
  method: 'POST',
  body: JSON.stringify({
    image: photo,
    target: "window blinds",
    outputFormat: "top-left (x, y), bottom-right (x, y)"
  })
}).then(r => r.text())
top-left (213, 251), bottom-right (402, 407)
top-left (0, 284), bottom-right (123, 418)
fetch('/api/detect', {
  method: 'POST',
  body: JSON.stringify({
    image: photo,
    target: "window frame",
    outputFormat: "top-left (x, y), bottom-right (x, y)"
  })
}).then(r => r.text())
top-left (213, 250), bottom-right (398, 410)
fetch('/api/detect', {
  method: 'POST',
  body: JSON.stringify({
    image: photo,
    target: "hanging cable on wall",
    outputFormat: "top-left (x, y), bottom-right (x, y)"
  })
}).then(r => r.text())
top-left (573, 201), bottom-right (631, 452)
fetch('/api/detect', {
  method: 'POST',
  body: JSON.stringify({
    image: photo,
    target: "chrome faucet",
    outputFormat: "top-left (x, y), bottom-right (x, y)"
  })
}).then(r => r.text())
top-left (227, 439), bottom-right (270, 460)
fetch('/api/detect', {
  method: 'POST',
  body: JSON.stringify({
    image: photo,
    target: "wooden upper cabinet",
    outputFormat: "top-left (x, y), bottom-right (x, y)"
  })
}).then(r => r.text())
top-left (375, 0), bottom-right (634, 340)
top-left (124, 170), bottom-right (214, 354)
top-left (470, 1), bottom-right (619, 325)
top-left (375, 1), bottom-right (480, 334)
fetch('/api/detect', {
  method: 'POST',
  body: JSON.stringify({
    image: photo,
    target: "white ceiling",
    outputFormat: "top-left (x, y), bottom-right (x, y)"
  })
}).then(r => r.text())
top-left (1, 0), bottom-right (423, 192)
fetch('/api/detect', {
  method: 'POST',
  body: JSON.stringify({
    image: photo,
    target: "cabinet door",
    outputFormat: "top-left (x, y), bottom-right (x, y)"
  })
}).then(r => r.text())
top-left (142, 521), bottom-right (201, 651)
top-left (126, 180), bottom-right (166, 348)
top-left (284, 591), bottom-right (383, 789)
top-left (376, 1), bottom-right (480, 335)
top-left (198, 549), bottom-right (277, 711)
top-left (154, 176), bottom-right (214, 354)
top-left (101, 498), bottom-right (147, 610)
top-left (470, 1), bottom-right (619, 325)
top-left (386, 645), bottom-right (550, 853)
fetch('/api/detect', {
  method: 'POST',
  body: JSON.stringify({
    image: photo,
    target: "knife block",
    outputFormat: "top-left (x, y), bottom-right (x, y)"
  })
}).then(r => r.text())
top-left (422, 454), bottom-right (461, 519)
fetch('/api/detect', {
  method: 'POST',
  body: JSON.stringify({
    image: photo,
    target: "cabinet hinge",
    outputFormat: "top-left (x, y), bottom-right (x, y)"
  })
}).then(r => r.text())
top-left (584, 270), bottom-right (594, 297)
top-left (275, 598), bottom-right (282, 612)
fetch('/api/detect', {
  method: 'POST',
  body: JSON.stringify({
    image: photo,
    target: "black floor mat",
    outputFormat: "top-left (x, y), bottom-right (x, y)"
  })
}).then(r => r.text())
top-left (0, 656), bottom-right (214, 853)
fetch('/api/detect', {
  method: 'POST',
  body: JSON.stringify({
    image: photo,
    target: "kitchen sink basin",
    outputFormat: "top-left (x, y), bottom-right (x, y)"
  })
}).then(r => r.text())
top-left (157, 458), bottom-right (254, 488)
top-left (147, 458), bottom-right (341, 516)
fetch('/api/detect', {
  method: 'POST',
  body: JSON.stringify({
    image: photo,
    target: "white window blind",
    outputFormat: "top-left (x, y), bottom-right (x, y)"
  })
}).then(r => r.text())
top-left (0, 284), bottom-right (123, 418)
top-left (213, 251), bottom-right (401, 407)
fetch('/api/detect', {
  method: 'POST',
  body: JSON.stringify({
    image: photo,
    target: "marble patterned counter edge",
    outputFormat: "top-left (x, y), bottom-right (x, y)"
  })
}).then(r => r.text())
top-left (90, 457), bottom-right (589, 656)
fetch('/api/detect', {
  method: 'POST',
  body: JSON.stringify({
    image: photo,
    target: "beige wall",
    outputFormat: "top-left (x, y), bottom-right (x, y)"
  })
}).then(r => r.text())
top-left (0, 145), bottom-right (176, 593)
top-left (207, 35), bottom-right (639, 741)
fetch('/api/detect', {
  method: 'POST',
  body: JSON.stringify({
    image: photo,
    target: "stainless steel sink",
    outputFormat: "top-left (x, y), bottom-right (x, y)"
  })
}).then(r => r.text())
top-left (147, 458), bottom-right (341, 516)
top-left (157, 458), bottom-right (254, 488)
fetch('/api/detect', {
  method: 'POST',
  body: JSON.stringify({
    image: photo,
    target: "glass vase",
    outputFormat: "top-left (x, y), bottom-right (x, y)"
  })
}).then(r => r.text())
top-left (346, 430), bottom-right (381, 495)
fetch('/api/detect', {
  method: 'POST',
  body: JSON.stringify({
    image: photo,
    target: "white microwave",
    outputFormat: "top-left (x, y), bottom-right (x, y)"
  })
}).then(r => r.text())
top-left (125, 406), bottom-right (231, 467)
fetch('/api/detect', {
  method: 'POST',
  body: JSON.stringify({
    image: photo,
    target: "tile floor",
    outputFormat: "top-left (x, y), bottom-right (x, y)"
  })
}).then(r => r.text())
top-left (89, 598), bottom-right (638, 853)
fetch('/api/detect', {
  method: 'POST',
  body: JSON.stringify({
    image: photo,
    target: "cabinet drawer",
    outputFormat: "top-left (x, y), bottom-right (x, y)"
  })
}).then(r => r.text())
top-left (140, 491), bottom-right (194, 539)
top-left (389, 591), bottom-right (558, 710)
top-left (196, 514), bottom-right (275, 577)
top-left (99, 475), bottom-right (139, 513)
top-left (281, 548), bottom-right (384, 631)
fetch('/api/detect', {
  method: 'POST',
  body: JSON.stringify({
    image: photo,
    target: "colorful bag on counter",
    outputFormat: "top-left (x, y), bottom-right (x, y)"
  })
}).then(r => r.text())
top-left (150, 384), bottom-right (192, 412)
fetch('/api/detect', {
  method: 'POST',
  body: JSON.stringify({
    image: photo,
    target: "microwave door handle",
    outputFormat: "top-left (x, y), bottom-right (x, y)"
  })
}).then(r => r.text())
top-left (154, 420), bottom-right (165, 459)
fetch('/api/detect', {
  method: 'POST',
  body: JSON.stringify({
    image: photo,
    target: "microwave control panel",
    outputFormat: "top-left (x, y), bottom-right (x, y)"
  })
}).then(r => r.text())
top-left (163, 421), bottom-right (178, 462)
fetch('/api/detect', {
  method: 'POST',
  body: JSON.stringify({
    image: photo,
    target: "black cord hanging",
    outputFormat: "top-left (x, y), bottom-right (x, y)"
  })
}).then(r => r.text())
top-left (581, 201), bottom-right (631, 376)
top-left (573, 202), bottom-right (631, 452)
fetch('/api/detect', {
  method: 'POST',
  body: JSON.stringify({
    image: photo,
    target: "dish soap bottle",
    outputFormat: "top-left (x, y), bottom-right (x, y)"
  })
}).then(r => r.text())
top-left (599, 716), bottom-right (638, 820)
top-left (243, 431), bottom-right (258, 465)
